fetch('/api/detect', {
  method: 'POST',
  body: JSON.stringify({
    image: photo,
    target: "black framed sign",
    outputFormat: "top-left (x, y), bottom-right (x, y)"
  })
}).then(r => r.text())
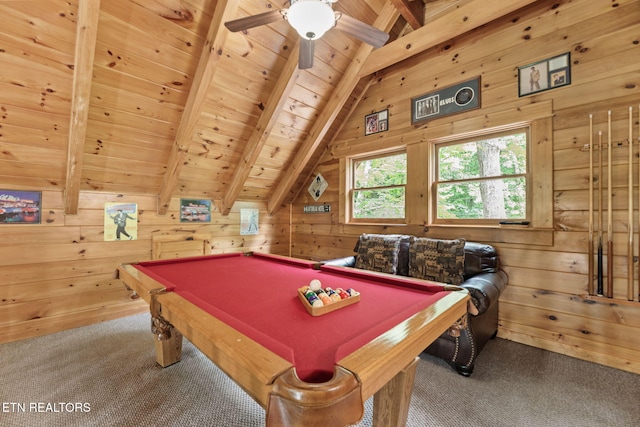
top-left (411, 77), bottom-right (481, 124)
top-left (518, 52), bottom-right (571, 97)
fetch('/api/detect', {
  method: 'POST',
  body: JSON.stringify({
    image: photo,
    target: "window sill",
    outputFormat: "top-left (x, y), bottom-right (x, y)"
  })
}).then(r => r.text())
top-left (424, 224), bottom-right (554, 246)
top-left (342, 222), bottom-right (554, 246)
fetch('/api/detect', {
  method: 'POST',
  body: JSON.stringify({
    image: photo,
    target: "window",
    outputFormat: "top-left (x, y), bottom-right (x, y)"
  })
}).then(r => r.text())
top-left (349, 151), bottom-right (406, 222)
top-left (433, 127), bottom-right (529, 223)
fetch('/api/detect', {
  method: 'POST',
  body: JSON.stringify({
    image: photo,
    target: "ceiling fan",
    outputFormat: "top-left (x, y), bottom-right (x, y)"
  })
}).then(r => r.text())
top-left (224, 0), bottom-right (390, 69)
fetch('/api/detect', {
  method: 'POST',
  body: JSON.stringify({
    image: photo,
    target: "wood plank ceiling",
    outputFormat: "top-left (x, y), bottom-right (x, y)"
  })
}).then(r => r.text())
top-left (0, 0), bottom-right (539, 216)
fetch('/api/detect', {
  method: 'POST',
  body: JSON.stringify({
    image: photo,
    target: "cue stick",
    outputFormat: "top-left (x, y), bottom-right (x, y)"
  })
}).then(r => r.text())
top-left (628, 106), bottom-right (634, 301)
top-left (597, 130), bottom-right (604, 296)
top-left (607, 110), bottom-right (613, 298)
top-left (588, 114), bottom-right (595, 296)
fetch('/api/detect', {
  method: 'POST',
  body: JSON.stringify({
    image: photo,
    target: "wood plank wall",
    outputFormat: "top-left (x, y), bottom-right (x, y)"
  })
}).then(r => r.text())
top-left (282, 0), bottom-right (640, 374)
top-left (0, 191), bottom-right (289, 343)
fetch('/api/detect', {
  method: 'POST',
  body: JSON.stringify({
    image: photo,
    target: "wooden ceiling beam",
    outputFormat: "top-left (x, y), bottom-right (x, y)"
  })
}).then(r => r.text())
top-left (267, 2), bottom-right (400, 215)
top-left (390, 0), bottom-right (424, 29)
top-left (64, 0), bottom-right (101, 215)
top-left (423, 0), bottom-right (468, 23)
top-left (358, 0), bottom-right (540, 77)
top-left (156, 0), bottom-right (240, 215)
top-left (219, 42), bottom-right (302, 215)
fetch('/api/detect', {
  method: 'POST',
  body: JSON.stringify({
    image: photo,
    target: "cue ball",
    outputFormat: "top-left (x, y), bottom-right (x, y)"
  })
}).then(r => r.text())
top-left (309, 279), bottom-right (322, 291)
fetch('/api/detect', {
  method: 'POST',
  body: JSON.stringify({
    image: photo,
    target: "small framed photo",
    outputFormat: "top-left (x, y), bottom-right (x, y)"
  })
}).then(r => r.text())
top-left (0, 190), bottom-right (41, 224)
top-left (365, 109), bottom-right (388, 136)
top-left (518, 52), bottom-right (571, 97)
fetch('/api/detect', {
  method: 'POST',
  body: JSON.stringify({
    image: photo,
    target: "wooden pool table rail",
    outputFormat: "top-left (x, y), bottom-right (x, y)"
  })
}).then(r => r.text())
top-left (117, 260), bottom-right (469, 427)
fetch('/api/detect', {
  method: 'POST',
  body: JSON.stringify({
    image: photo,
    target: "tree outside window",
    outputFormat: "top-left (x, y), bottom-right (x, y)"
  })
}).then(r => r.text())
top-left (435, 129), bottom-right (528, 221)
top-left (351, 151), bottom-right (407, 221)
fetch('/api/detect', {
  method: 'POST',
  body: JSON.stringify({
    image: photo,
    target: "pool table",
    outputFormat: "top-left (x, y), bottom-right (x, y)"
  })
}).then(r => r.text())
top-left (117, 252), bottom-right (468, 427)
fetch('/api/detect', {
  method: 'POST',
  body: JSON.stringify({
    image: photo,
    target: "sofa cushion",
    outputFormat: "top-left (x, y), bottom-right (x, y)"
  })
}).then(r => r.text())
top-left (408, 237), bottom-right (466, 285)
top-left (354, 234), bottom-right (404, 274)
top-left (354, 234), bottom-right (410, 276)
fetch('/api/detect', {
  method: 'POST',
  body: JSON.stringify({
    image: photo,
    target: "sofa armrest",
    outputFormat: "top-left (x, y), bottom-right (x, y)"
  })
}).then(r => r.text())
top-left (464, 241), bottom-right (500, 278)
top-left (461, 270), bottom-right (508, 316)
top-left (322, 256), bottom-right (356, 268)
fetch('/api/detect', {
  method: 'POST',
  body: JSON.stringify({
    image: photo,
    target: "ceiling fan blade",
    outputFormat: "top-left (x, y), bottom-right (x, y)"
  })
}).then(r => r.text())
top-left (298, 38), bottom-right (315, 69)
top-left (224, 10), bottom-right (283, 32)
top-left (335, 14), bottom-right (389, 48)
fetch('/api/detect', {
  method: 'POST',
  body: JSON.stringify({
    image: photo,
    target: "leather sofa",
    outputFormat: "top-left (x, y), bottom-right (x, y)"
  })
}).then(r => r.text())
top-left (323, 234), bottom-right (508, 376)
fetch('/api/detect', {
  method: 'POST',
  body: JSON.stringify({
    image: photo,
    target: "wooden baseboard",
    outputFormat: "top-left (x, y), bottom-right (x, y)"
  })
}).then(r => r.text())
top-left (0, 302), bottom-right (147, 344)
top-left (497, 328), bottom-right (640, 375)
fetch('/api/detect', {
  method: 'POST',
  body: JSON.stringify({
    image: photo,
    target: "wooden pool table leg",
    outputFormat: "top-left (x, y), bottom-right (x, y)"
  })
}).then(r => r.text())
top-left (151, 315), bottom-right (183, 367)
top-left (372, 357), bottom-right (419, 427)
top-left (150, 294), bottom-right (183, 367)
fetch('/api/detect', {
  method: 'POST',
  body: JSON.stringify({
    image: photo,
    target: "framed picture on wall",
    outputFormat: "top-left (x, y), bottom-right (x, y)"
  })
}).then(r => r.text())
top-left (518, 52), bottom-right (571, 97)
top-left (104, 203), bottom-right (137, 241)
top-left (364, 109), bottom-right (388, 136)
top-left (0, 190), bottom-right (41, 224)
top-left (240, 208), bottom-right (259, 235)
top-left (180, 198), bottom-right (211, 222)
top-left (411, 77), bottom-right (481, 124)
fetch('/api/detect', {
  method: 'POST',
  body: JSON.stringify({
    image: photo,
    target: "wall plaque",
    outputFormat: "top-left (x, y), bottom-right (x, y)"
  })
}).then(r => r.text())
top-left (411, 77), bottom-right (481, 124)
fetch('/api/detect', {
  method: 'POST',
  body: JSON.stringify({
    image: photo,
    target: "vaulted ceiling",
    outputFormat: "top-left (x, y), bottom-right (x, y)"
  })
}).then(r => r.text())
top-left (0, 0), bottom-right (538, 216)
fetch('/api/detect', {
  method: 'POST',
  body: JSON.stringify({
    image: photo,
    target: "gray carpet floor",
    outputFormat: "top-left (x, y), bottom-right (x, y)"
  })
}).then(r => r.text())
top-left (1, 313), bottom-right (638, 426)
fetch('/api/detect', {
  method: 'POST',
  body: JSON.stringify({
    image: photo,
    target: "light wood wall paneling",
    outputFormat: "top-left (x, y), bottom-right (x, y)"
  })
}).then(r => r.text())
top-left (0, 189), bottom-right (282, 344)
top-left (498, 320), bottom-right (640, 374)
top-left (1, 287), bottom-right (138, 330)
top-left (0, 274), bottom-right (126, 310)
top-left (289, 0), bottom-right (640, 374)
top-left (499, 301), bottom-right (640, 354)
top-left (503, 285), bottom-right (640, 329)
top-left (553, 93), bottom-right (640, 134)
top-left (0, 256), bottom-right (149, 287)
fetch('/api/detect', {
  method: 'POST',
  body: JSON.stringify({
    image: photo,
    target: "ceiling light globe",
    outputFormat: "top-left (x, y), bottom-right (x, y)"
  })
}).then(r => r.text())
top-left (287, 0), bottom-right (336, 40)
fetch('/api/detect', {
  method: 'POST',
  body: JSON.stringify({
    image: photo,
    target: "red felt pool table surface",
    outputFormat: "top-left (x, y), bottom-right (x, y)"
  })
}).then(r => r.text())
top-left (118, 252), bottom-right (469, 427)
top-left (133, 252), bottom-right (451, 382)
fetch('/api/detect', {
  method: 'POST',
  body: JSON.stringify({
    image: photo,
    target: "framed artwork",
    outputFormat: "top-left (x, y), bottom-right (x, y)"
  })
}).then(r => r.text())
top-left (0, 190), bottom-right (41, 224)
top-left (240, 208), bottom-right (259, 235)
top-left (104, 203), bottom-right (137, 241)
top-left (180, 199), bottom-right (211, 222)
top-left (518, 52), bottom-right (571, 97)
top-left (411, 77), bottom-right (481, 124)
top-left (308, 173), bottom-right (328, 201)
top-left (365, 109), bottom-right (389, 135)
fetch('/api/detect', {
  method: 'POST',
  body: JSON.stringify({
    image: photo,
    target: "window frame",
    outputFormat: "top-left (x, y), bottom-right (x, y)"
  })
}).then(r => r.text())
top-left (337, 102), bottom-right (554, 244)
top-left (431, 125), bottom-right (531, 225)
top-left (347, 149), bottom-right (407, 224)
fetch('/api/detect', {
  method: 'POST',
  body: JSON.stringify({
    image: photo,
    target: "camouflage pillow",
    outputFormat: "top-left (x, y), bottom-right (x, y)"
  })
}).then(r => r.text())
top-left (408, 237), bottom-right (465, 285)
top-left (354, 234), bottom-right (403, 274)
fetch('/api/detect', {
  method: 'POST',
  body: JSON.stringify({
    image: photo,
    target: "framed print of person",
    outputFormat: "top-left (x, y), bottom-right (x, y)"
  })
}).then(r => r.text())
top-left (518, 52), bottom-right (571, 97)
top-left (104, 202), bottom-right (137, 241)
top-left (364, 110), bottom-right (389, 136)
